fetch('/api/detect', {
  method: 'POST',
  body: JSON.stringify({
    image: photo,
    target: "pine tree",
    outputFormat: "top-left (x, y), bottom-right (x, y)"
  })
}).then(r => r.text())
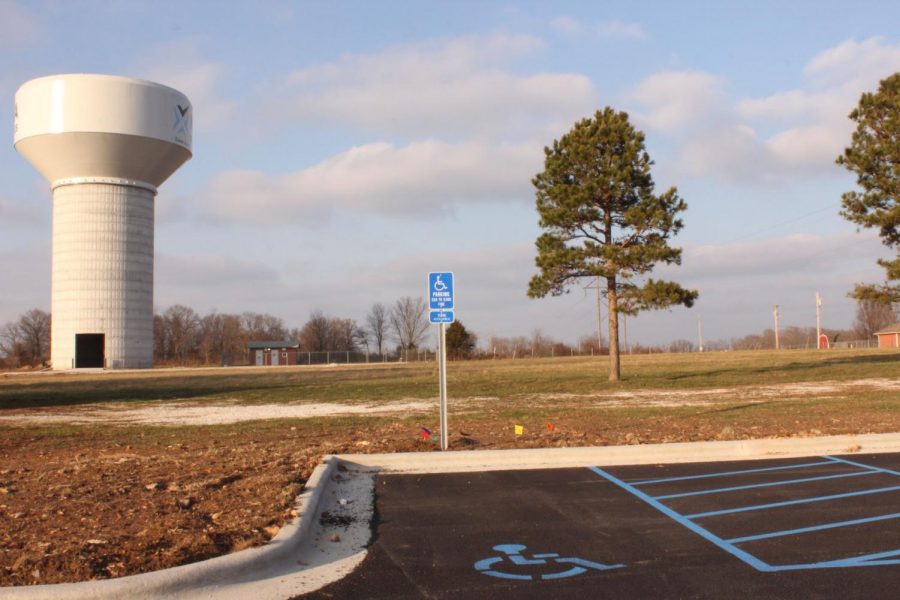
top-left (837, 72), bottom-right (900, 304)
top-left (445, 321), bottom-right (476, 360)
top-left (528, 108), bottom-right (698, 381)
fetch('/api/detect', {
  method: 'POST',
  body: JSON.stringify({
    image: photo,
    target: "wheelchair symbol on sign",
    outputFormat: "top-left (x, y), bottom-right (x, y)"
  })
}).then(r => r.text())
top-left (433, 276), bottom-right (448, 292)
top-left (474, 544), bottom-right (624, 581)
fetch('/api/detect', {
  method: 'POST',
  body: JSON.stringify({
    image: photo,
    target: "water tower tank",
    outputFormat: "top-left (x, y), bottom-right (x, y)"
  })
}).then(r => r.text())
top-left (14, 74), bottom-right (193, 369)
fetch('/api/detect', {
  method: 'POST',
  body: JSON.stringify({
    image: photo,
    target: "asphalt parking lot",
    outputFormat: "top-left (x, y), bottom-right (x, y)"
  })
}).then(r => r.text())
top-left (303, 453), bottom-right (900, 599)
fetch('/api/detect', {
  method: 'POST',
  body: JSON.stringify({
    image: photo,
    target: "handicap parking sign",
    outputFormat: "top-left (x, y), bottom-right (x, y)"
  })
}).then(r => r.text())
top-left (429, 272), bottom-right (454, 310)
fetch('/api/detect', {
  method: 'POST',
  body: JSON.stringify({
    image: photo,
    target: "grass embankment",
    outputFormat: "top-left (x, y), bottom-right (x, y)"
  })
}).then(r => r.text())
top-left (1, 348), bottom-right (898, 409)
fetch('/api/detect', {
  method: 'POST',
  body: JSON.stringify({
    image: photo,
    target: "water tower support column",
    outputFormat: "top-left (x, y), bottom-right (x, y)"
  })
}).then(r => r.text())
top-left (51, 179), bottom-right (156, 369)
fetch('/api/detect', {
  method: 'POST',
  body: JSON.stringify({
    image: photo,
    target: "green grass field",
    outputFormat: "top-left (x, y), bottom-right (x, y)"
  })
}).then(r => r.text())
top-left (1, 348), bottom-right (897, 410)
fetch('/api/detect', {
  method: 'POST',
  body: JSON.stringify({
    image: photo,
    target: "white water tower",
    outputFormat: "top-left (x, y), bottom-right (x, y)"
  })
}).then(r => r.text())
top-left (14, 74), bottom-right (192, 369)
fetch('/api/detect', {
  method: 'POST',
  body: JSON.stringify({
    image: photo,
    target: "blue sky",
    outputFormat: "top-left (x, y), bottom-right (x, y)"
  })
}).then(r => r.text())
top-left (2, 0), bottom-right (899, 347)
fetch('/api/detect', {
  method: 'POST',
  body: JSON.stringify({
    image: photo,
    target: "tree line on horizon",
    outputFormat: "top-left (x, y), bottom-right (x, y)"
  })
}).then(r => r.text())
top-left (0, 297), bottom-right (472, 368)
top-left (149, 296), bottom-right (437, 365)
top-left (1, 298), bottom-right (895, 369)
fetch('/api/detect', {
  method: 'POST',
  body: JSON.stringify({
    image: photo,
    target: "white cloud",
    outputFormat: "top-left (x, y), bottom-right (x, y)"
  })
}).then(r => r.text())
top-left (805, 36), bottom-right (900, 91)
top-left (630, 70), bottom-right (728, 132)
top-left (136, 40), bottom-right (235, 131)
top-left (278, 33), bottom-right (596, 139)
top-left (736, 89), bottom-right (846, 123)
top-left (731, 37), bottom-right (900, 176)
top-left (597, 19), bottom-right (647, 41)
top-left (201, 139), bottom-right (542, 224)
top-left (0, 1), bottom-right (43, 49)
top-left (636, 37), bottom-right (900, 183)
top-left (678, 125), bottom-right (780, 183)
top-left (766, 123), bottom-right (853, 170)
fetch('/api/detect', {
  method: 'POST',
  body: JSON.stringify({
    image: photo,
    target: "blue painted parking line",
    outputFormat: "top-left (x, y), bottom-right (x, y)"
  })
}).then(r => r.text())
top-left (588, 466), bottom-right (774, 572)
top-left (653, 470), bottom-right (875, 500)
top-left (826, 455), bottom-right (900, 476)
top-left (770, 548), bottom-right (900, 571)
top-left (725, 512), bottom-right (900, 544)
top-left (631, 460), bottom-right (836, 486)
top-left (686, 485), bottom-right (900, 519)
top-left (591, 456), bottom-right (900, 572)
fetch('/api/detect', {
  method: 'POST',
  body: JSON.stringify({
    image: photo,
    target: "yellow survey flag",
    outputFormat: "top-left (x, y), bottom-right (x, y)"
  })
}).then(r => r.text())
top-left (514, 424), bottom-right (524, 435)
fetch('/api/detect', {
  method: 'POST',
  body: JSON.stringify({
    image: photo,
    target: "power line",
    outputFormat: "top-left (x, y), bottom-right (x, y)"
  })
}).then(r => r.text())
top-left (713, 203), bottom-right (841, 246)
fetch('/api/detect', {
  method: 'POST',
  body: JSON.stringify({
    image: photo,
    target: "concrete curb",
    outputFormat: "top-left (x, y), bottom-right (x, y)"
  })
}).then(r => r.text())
top-left (1, 457), bottom-right (339, 599)
top-left (337, 432), bottom-right (900, 474)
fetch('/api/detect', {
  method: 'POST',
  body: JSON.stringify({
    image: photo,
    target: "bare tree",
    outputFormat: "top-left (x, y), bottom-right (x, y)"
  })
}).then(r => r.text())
top-left (0, 309), bottom-right (51, 367)
top-left (299, 310), bottom-right (331, 351)
top-left (153, 313), bottom-right (168, 361)
top-left (260, 313), bottom-right (288, 340)
top-left (577, 333), bottom-right (604, 355)
top-left (18, 309), bottom-right (51, 364)
top-left (854, 299), bottom-right (898, 339)
top-left (0, 322), bottom-right (19, 366)
top-left (390, 296), bottom-right (429, 351)
top-left (197, 312), bottom-right (246, 364)
top-left (329, 318), bottom-right (360, 351)
top-left (197, 312), bottom-right (222, 364)
top-left (530, 329), bottom-right (554, 357)
top-left (486, 335), bottom-right (531, 358)
top-left (241, 312), bottom-right (287, 341)
top-left (366, 303), bottom-right (389, 354)
top-left (163, 305), bottom-right (200, 363)
top-left (668, 339), bottom-right (695, 353)
top-left (219, 314), bottom-right (247, 363)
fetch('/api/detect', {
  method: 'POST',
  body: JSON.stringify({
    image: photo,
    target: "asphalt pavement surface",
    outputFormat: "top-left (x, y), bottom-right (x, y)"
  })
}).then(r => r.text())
top-left (302, 453), bottom-right (900, 599)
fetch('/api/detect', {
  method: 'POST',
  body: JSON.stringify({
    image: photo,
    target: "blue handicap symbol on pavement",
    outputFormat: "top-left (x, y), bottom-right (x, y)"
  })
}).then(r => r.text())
top-left (474, 544), bottom-right (624, 581)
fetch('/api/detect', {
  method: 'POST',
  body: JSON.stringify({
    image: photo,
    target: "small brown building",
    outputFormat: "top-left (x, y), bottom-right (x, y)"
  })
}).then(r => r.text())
top-left (248, 341), bottom-right (301, 366)
top-left (874, 324), bottom-right (900, 349)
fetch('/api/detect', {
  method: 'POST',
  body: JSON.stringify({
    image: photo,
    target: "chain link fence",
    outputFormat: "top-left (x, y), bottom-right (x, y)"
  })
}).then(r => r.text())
top-left (289, 349), bottom-right (434, 365)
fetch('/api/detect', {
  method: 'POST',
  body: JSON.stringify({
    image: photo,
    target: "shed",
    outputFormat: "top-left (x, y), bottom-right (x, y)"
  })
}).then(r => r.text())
top-left (248, 340), bottom-right (301, 366)
top-left (874, 323), bottom-right (900, 349)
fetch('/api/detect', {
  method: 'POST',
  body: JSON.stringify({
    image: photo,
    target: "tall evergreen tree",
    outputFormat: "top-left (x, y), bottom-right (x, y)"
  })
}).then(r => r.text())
top-left (528, 108), bottom-right (698, 381)
top-left (836, 72), bottom-right (900, 304)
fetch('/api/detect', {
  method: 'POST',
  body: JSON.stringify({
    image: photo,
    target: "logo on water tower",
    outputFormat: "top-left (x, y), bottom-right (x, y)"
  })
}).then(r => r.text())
top-left (173, 103), bottom-right (192, 146)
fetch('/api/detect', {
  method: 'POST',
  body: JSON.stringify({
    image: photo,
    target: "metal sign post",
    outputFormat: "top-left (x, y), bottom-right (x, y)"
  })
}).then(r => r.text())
top-left (438, 322), bottom-right (449, 451)
top-left (429, 272), bottom-right (454, 451)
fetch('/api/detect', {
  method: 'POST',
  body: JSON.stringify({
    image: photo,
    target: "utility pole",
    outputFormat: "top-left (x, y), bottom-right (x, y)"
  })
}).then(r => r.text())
top-left (623, 313), bottom-right (628, 354)
top-left (816, 292), bottom-right (822, 350)
top-left (584, 277), bottom-right (604, 354)
top-left (697, 315), bottom-right (704, 352)
top-left (773, 305), bottom-right (780, 350)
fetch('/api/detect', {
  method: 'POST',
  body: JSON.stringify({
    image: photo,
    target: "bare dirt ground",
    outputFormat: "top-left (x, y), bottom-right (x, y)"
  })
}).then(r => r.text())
top-left (1, 378), bottom-right (896, 426)
top-left (1, 377), bottom-right (898, 588)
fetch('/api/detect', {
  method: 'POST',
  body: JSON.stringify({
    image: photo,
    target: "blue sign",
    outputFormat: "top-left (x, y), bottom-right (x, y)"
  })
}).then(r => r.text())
top-left (428, 272), bottom-right (454, 310)
top-left (430, 310), bottom-right (455, 324)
